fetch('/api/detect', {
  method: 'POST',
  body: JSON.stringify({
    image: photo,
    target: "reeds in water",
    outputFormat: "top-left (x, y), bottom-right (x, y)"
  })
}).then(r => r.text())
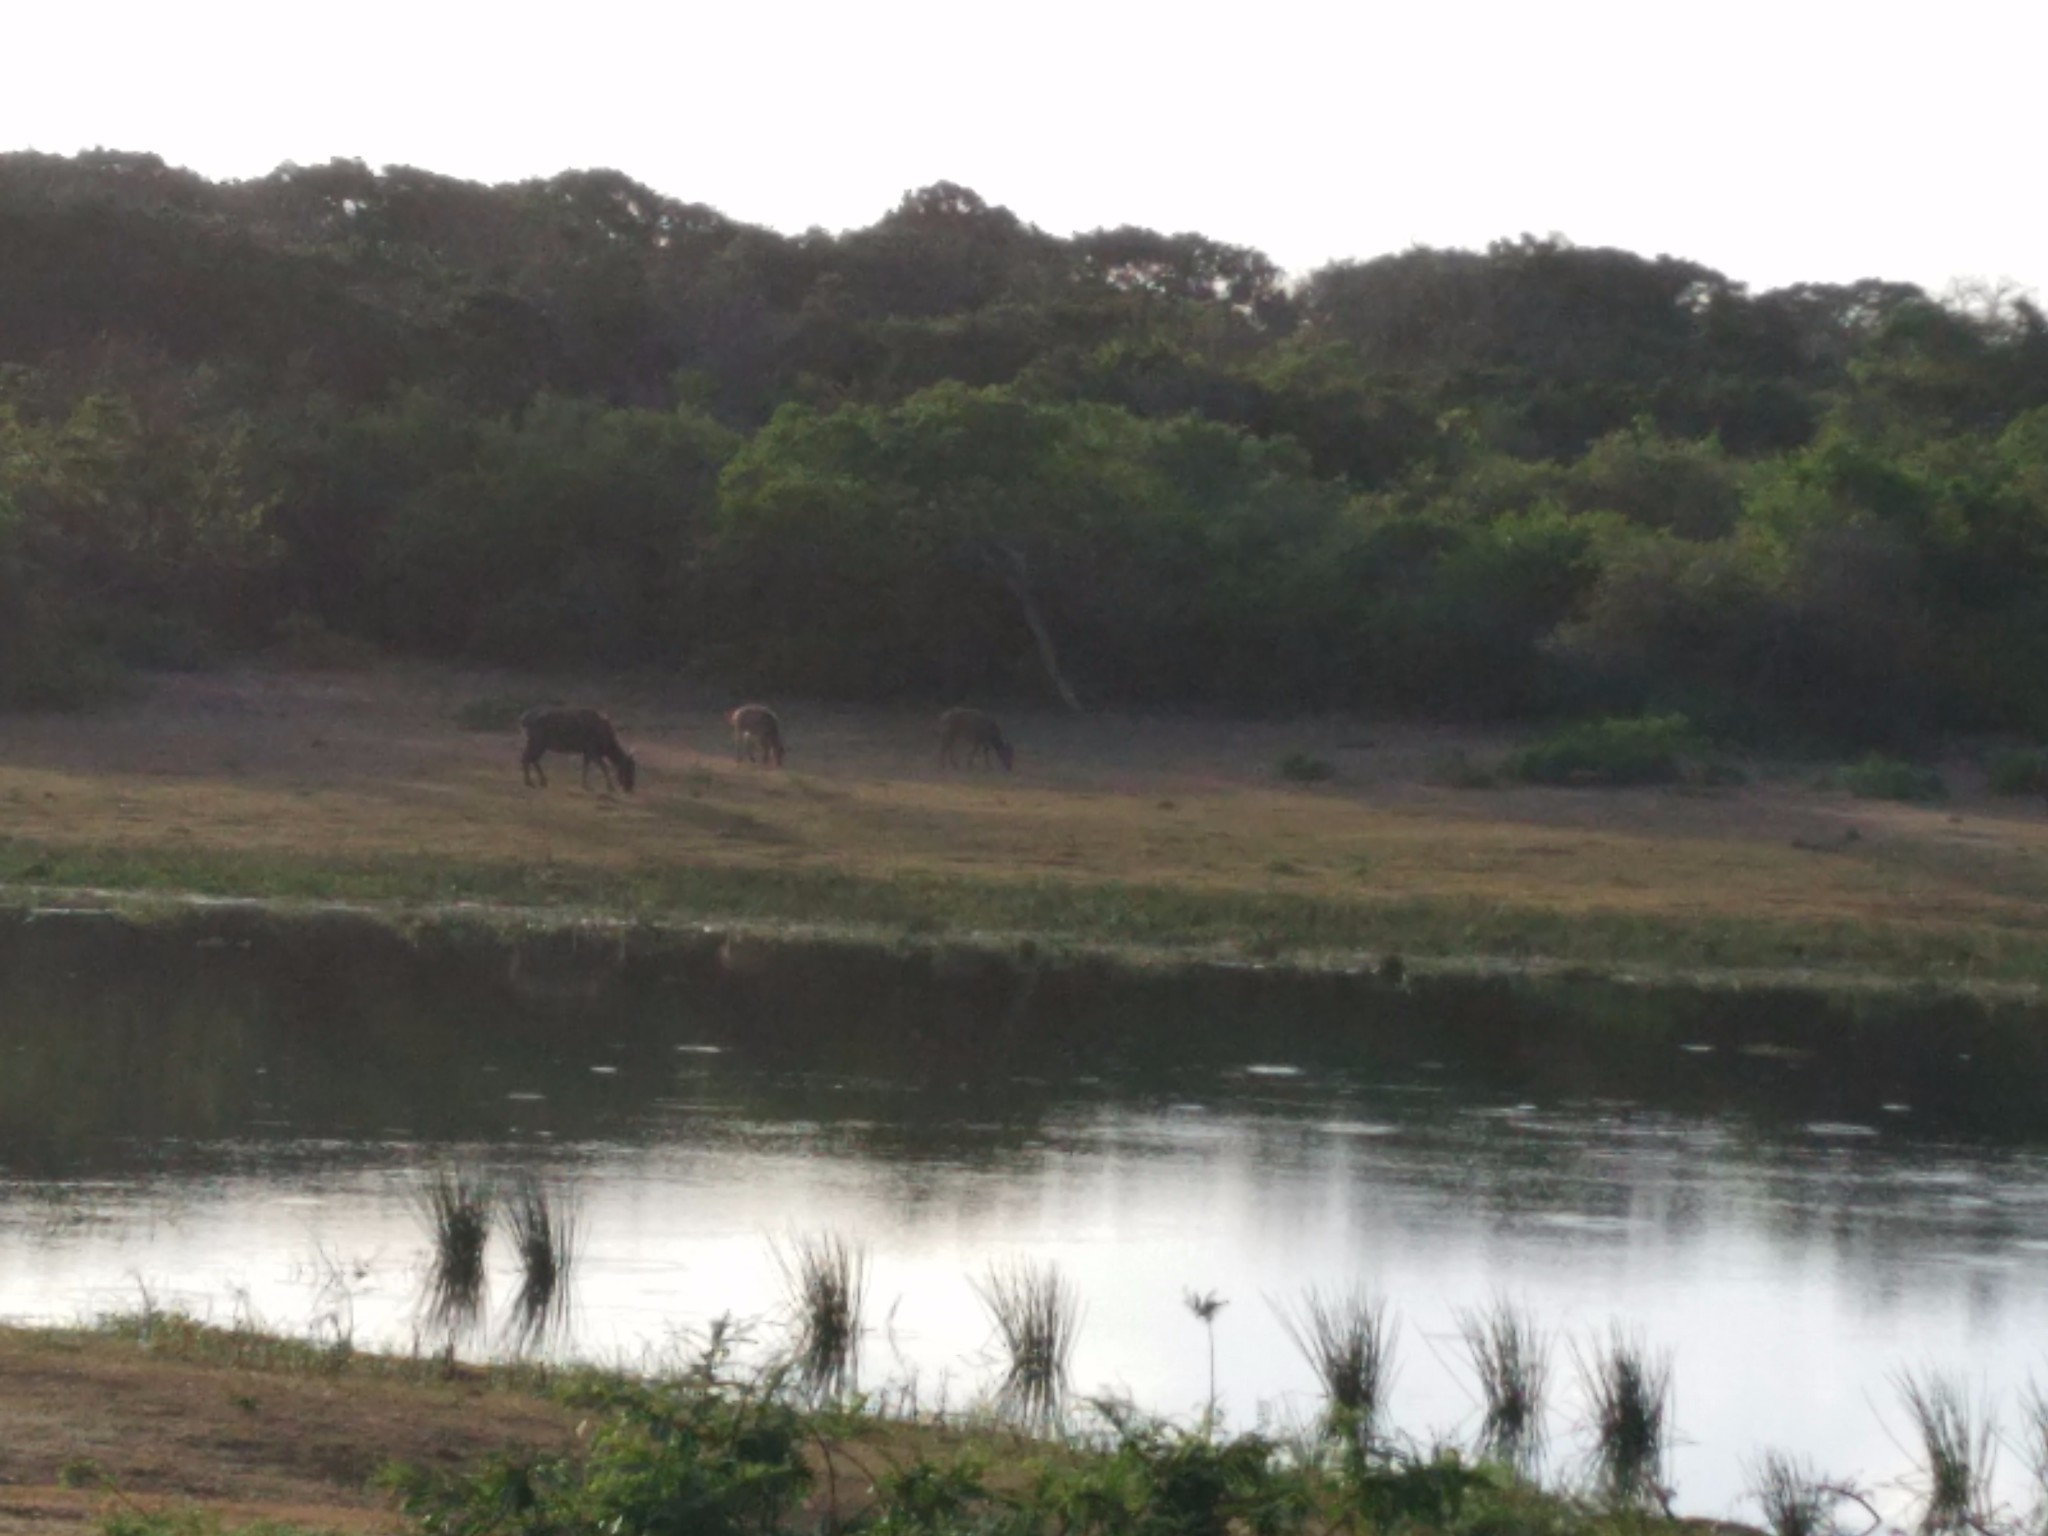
top-left (773, 1232), bottom-right (867, 1401)
top-left (974, 1258), bottom-right (1081, 1430)
top-left (503, 1177), bottom-right (579, 1354)
top-left (1457, 1297), bottom-right (1549, 1474)
top-left (416, 1168), bottom-right (493, 1344)
top-left (1746, 1451), bottom-right (1841, 1536)
top-left (1575, 1328), bottom-right (1672, 1512)
top-left (2022, 1378), bottom-right (2048, 1528)
top-left (1894, 1369), bottom-right (1994, 1534)
top-left (1276, 1287), bottom-right (1397, 1447)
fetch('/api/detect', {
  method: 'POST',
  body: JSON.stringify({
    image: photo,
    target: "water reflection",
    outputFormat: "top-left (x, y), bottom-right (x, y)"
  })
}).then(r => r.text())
top-left (7, 915), bottom-right (2048, 1516)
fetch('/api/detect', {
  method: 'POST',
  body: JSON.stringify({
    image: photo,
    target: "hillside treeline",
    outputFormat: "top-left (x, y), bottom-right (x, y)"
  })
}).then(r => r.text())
top-left (5, 148), bottom-right (2048, 743)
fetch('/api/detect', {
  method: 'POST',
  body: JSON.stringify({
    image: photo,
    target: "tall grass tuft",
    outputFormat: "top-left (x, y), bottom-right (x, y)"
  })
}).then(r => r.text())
top-left (416, 1169), bottom-right (493, 1345)
top-left (773, 1232), bottom-right (868, 1401)
top-left (973, 1258), bottom-right (1081, 1430)
top-left (1277, 1288), bottom-right (1398, 1448)
top-left (503, 1177), bottom-right (579, 1355)
top-left (2022, 1378), bottom-right (2048, 1528)
top-left (1894, 1369), bottom-right (1994, 1534)
top-left (1575, 1329), bottom-right (1672, 1512)
top-left (1457, 1298), bottom-right (1549, 1475)
top-left (1746, 1451), bottom-right (1839, 1536)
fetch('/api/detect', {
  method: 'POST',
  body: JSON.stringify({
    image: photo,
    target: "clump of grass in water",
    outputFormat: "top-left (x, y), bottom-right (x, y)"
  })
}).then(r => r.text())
top-left (974, 1258), bottom-right (1081, 1430)
top-left (2021, 1378), bottom-right (2048, 1528)
top-left (1575, 1328), bottom-right (1672, 1512)
top-left (503, 1177), bottom-right (578, 1355)
top-left (772, 1232), bottom-right (867, 1401)
top-left (1746, 1450), bottom-right (1854, 1536)
top-left (1895, 1369), bottom-right (1994, 1533)
top-left (1457, 1297), bottom-right (1549, 1475)
top-left (1276, 1287), bottom-right (1397, 1448)
top-left (416, 1169), bottom-right (493, 1346)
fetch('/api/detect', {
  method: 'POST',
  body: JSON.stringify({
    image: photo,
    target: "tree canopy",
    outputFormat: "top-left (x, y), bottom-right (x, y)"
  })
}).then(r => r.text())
top-left (5, 149), bottom-right (2048, 741)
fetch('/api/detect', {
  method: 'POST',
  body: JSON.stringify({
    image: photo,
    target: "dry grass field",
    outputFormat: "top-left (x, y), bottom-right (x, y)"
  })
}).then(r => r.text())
top-left (4, 665), bottom-right (2048, 984)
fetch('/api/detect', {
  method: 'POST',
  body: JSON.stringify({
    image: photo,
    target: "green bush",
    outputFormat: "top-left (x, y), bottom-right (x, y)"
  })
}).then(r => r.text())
top-left (1504, 714), bottom-right (1700, 787)
top-left (384, 1378), bottom-right (810, 1536)
top-left (1986, 749), bottom-right (2048, 796)
top-left (1039, 1411), bottom-right (1306, 1536)
top-left (1278, 752), bottom-right (1336, 783)
top-left (1835, 754), bottom-right (1946, 802)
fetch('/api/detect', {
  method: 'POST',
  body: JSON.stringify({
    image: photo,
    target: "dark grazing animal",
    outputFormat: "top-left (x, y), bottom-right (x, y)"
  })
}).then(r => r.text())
top-left (520, 706), bottom-right (637, 792)
top-left (938, 707), bottom-right (1014, 771)
top-left (727, 704), bottom-right (786, 767)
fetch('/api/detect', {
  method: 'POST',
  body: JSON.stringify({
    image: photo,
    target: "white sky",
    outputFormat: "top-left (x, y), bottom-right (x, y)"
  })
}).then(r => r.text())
top-left (7, 0), bottom-right (2043, 299)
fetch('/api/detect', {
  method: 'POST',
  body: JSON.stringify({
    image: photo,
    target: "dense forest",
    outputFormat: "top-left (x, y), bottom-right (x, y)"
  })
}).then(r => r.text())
top-left (4, 148), bottom-right (2048, 745)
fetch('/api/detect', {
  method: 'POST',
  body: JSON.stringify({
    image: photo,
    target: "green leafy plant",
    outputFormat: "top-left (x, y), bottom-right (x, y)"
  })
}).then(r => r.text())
top-left (385, 1374), bottom-right (809, 1536)
top-left (1835, 754), bottom-right (1946, 802)
top-left (1986, 748), bottom-right (2048, 796)
top-left (1040, 1406), bottom-right (1307, 1536)
top-left (1505, 714), bottom-right (1701, 787)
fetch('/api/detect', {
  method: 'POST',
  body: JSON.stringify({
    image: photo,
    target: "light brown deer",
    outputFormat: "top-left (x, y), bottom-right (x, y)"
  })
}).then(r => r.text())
top-left (938, 707), bottom-right (1014, 771)
top-left (520, 706), bottom-right (637, 792)
top-left (727, 704), bottom-right (786, 767)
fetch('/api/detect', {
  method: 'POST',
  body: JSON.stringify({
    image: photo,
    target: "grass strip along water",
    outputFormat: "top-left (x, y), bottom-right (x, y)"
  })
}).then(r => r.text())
top-left (3, 835), bottom-right (2044, 994)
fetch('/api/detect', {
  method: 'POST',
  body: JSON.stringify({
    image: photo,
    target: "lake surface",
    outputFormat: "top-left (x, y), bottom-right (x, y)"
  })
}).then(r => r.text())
top-left (5, 909), bottom-right (2048, 1519)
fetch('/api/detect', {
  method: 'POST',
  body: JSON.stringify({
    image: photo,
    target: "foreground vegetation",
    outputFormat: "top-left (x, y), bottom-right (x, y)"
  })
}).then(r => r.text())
top-left (25, 1289), bottom-right (2048, 1536)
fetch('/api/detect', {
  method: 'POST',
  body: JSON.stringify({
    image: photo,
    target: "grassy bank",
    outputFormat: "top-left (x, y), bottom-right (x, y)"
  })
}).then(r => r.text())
top-left (2, 832), bottom-right (2041, 989)
top-left (4, 667), bottom-right (2048, 990)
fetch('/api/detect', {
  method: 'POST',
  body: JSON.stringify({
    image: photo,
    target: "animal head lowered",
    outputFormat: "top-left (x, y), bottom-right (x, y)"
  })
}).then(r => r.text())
top-left (519, 706), bottom-right (637, 794)
top-left (727, 704), bottom-right (786, 767)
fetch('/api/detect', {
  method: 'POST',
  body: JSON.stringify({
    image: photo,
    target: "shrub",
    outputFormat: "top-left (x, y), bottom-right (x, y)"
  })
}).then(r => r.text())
top-left (1986, 748), bottom-right (2048, 796)
top-left (1278, 752), bottom-right (1336, 783)
top-left (1041, 1408), bottom-right (1306, 1536)
top-left (384, 1377), bottom-right (810, 1536)
top-left (1835, 753), bottom-right (1946, 802)
top-left (1505, 714), bottom-right (1700, 787)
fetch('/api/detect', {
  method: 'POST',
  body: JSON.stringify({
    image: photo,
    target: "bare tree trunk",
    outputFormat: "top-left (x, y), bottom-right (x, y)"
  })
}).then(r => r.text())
top-left (985, 541), bottom-right (1083, 712)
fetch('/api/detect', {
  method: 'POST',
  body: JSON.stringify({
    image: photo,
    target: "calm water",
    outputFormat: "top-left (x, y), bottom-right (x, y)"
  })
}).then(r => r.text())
top-left (4, 911), bottom-right (2048, 1518)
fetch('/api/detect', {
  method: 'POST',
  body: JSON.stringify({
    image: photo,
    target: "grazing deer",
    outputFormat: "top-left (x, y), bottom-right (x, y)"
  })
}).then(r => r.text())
top-left (939, 707), bottom-right (1014, 771)
top-left (520, 706), bottom-right (637, 793)
top-left (727, 704), bottom-right (786, 767)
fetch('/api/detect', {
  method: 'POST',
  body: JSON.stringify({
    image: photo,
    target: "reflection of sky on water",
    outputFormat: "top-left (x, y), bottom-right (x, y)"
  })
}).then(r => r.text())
top-left (6, 1071), bottom-right (2048, 1519)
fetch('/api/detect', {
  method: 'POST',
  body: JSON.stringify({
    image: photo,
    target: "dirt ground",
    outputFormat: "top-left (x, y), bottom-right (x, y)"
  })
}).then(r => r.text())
top-left (2, 665), bottom-right (2048, 964)
top-left (0, 1327), bottom-right (578, 1535)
